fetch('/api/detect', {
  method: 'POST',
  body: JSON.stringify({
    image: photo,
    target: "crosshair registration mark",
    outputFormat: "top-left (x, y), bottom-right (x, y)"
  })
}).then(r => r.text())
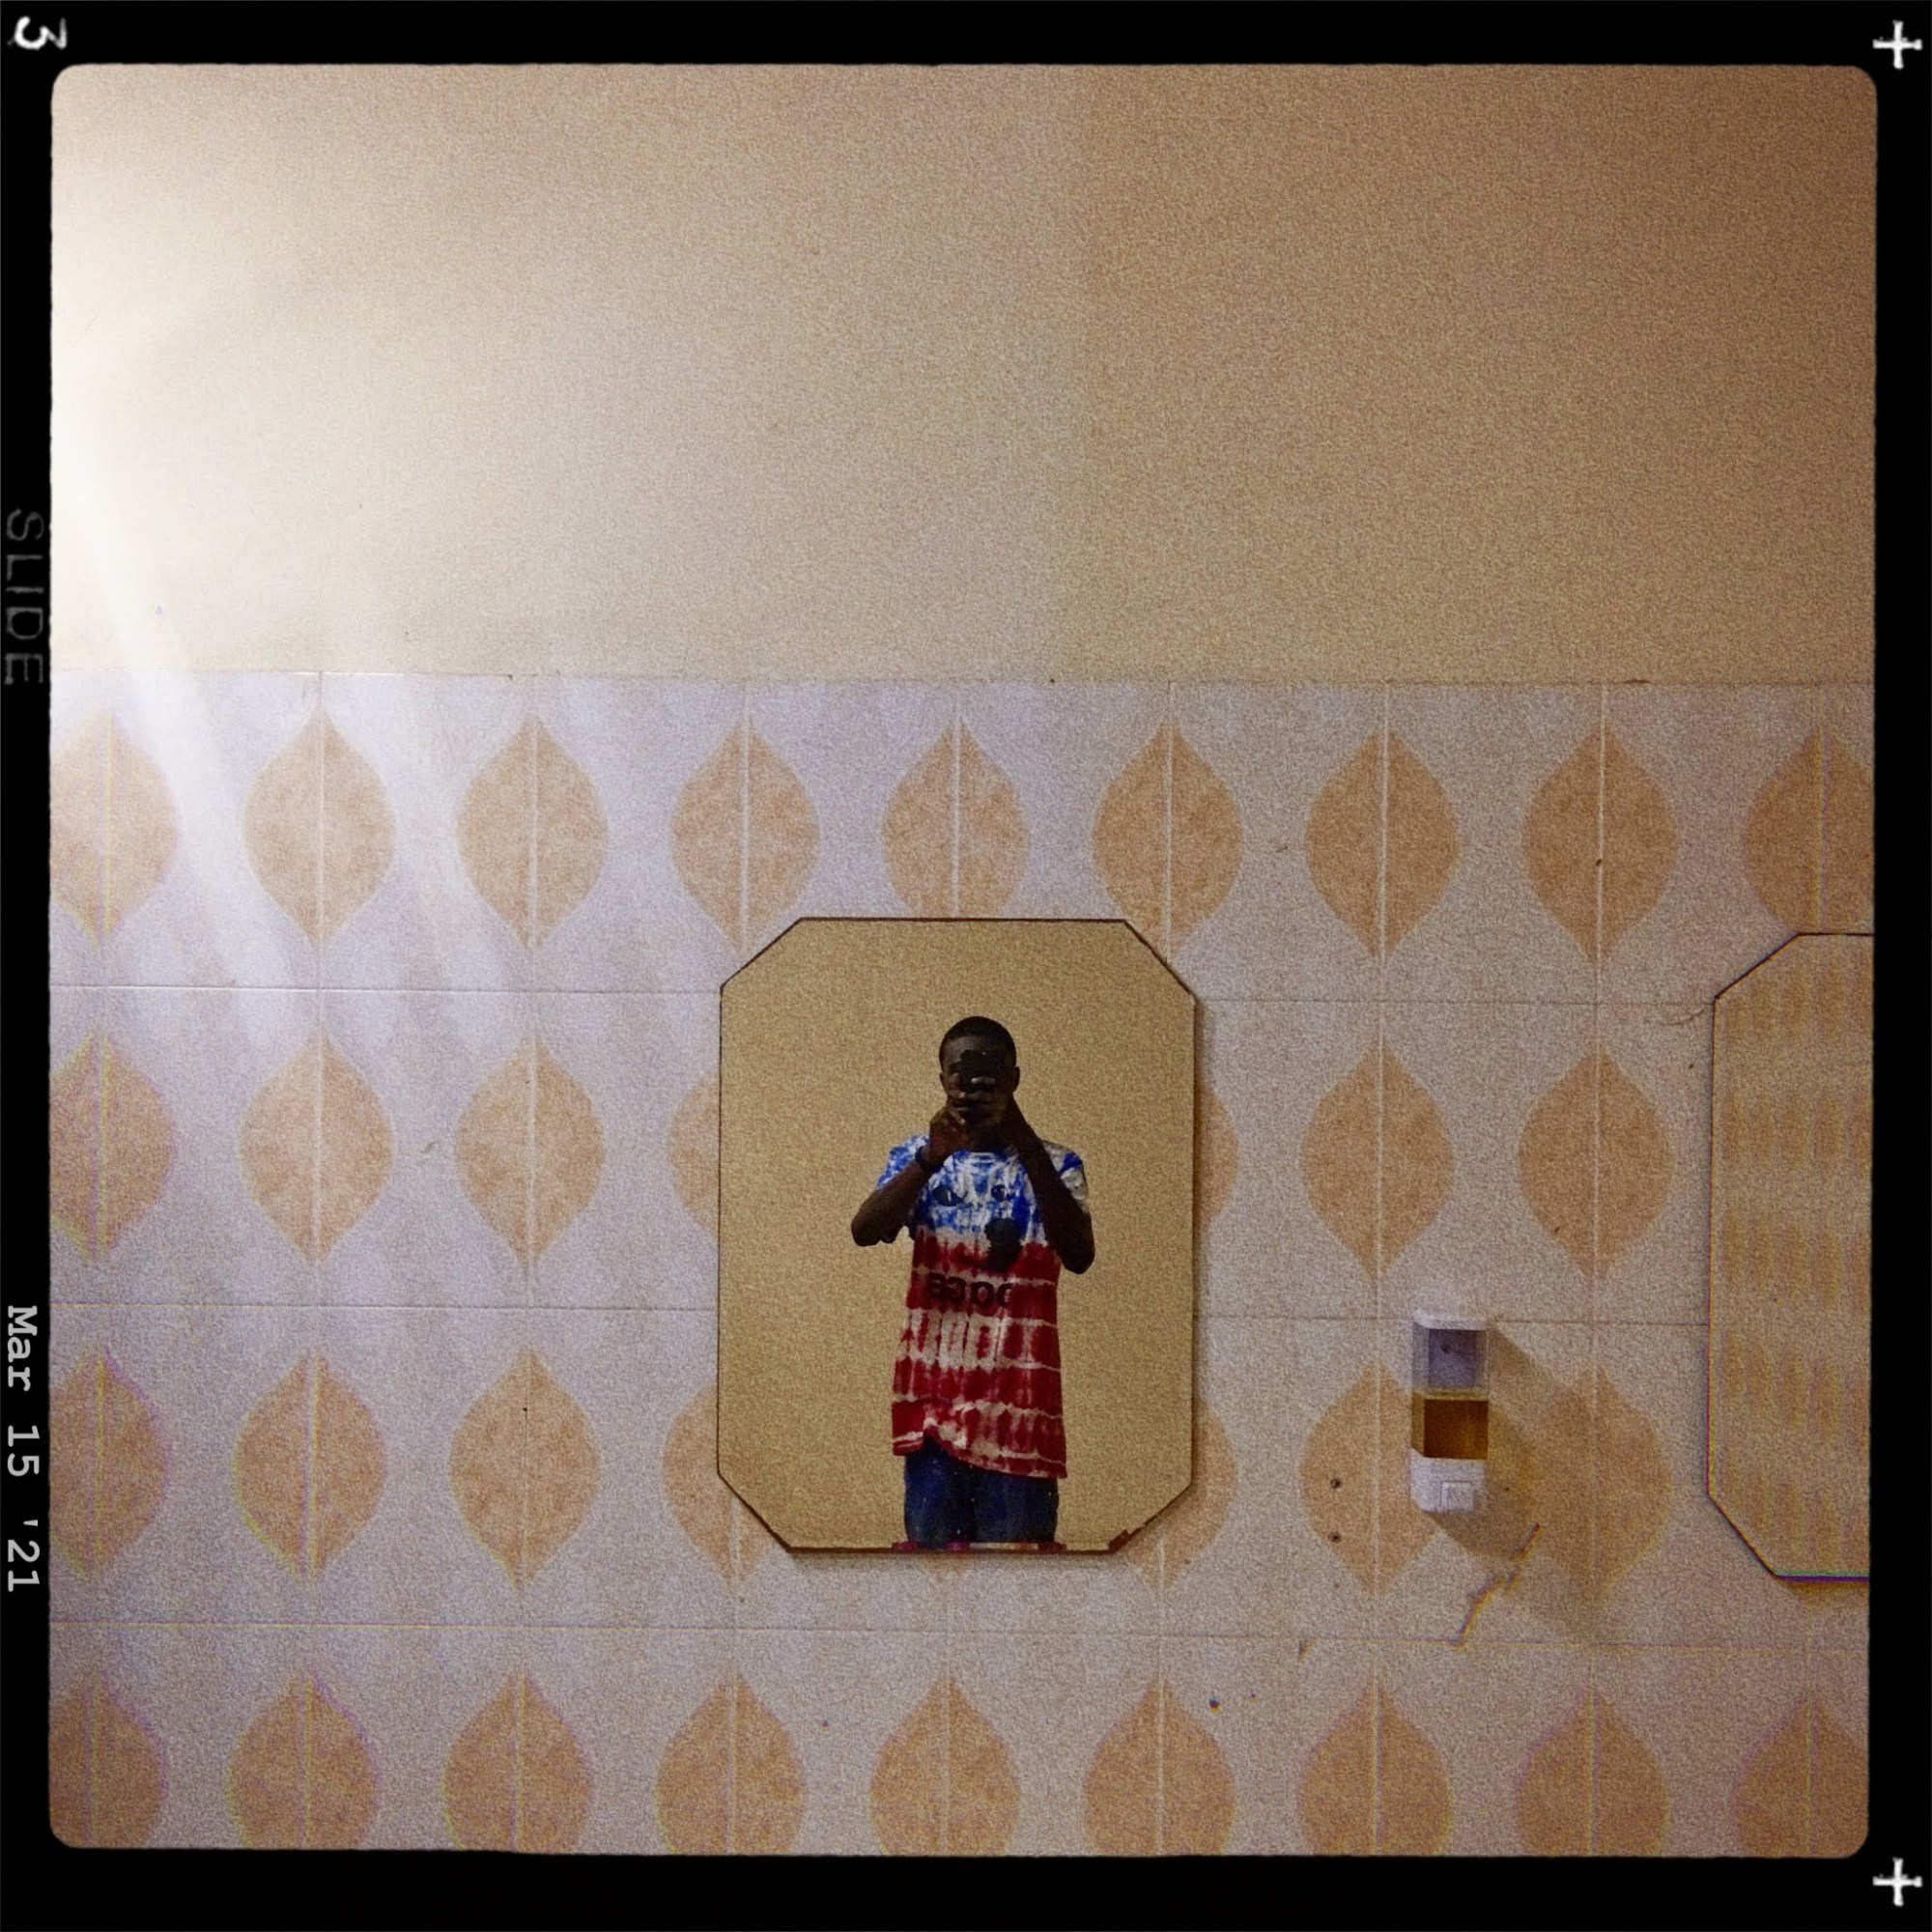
top-left (1873, 20), bottom-right (1924, 66)
top-left (1873, 1859), bottom-right (1923, 1908)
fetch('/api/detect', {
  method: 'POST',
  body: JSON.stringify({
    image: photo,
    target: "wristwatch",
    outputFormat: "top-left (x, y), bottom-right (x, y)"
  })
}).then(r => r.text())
top-left (915, 1146), bottom-right (942, 1176)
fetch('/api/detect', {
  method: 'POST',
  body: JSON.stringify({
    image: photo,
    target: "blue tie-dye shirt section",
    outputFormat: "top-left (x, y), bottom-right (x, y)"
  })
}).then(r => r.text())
top-left (876, 1137), bottom-right (1088, 1241)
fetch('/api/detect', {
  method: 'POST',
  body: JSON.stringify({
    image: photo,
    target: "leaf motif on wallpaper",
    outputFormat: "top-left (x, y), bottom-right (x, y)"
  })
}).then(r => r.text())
top-left (1303, 732), bottom-right (1381, 955)
top-left (1301, 1043), bottom-right (1453, 1277)
top-left (1743, 730), bottom-right (1874, 932)
top-left (443, 1672), bottom-right (594, 1853)
top-left (234, 1354), bottom-right (385, 1577)
top-left (48, 1034), bottom-right (174, 1262)
top-left (243, 714), bottom-right (395, 946)
top-left (1520, 1366), bottom-right (1670, 1597)
top-left (454, 1040), bottom-right (604, 1263)
top-left (662, 1380), bottom-right (776, 1586)
top-left (1093, 725), bottom-right (1241, 952)
top-left (1298, 1365), bottom-right (1434, 1590)
top-left (1519, 1049), bottom-right (1672, 1274)
top-left (1304, 732), bottom-right (1459, 956)
top-left (1297, 1682), bottom-right (1450, 1856)
top-left (667, 1076), bottom-right (720, 1238)
top-left (1733, 1696), bottom-right (1866, 1858)
top-left (1084, 1681), bottom-right (1236, 1857)
top-left (656, 1677), bottom-right (806, 1856)
top-left (239, 1033), bottom-right (392, 1261)
top-left (1522, 728), bottom-right (1677, 961)
top-left (670, 724), bottom-right (818, 951)
top-left (458, 718), bottom-right (608, 946)
top-left (881, 724), bottom-right (1030, 918)
top-left (1122, 1404), bottom-right (1236, 1589)
top-left (228, 1675), bottom-right (379, 1849)
top-left (47, 1676), bottom-right (166, 1849)
top-left (1516, 1691), bottom-right (1669, 1856)
top-left (49, 713), bottom-right (178, 946)
top-left (870, 1677), bottom-right (1020, 1857)
top-left (48, 1349), bottom-right (168, 1577)
top-left (1195, 1084), bottom-right (1238, 1231)
top-left (449, 1350), bottom-right (600, 1589)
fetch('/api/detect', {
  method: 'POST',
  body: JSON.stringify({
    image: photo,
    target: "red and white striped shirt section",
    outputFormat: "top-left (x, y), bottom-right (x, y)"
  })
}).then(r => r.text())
top-left (880, 1139), bottom-right (1088, 1480)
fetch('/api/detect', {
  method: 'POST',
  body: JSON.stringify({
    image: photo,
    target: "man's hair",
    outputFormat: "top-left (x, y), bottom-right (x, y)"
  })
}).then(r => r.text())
top-left (939, 1015), bottom-right (1017, 1065)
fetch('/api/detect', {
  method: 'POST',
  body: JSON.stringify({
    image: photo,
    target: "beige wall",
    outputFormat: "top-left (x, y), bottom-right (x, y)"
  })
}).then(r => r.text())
top-left (52, 66), bottom-right (1872, 682)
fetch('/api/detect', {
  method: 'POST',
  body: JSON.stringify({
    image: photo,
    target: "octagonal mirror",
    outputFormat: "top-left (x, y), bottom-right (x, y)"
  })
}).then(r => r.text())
top-left (717, 918), bottom-right (1197, 1551)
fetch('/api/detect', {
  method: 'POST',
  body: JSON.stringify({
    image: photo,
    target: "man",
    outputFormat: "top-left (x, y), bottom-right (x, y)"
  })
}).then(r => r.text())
top-left (851, 1016), bottom-right (1094, 1550)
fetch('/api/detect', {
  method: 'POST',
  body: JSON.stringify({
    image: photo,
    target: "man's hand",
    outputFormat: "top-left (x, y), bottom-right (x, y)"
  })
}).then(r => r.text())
top-left (1001, 1097), bottom-right (1040, 1157)
top-left (1003, 1099), bottom-right (1095, 1274)
top-left (949, 1091), bottom-right (1014, 1153)
top-left (925, 1104), bottom-right (975, 1164)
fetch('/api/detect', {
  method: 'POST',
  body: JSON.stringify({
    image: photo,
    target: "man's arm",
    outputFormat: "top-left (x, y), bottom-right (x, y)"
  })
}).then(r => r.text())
top-left (850, 1109), bottom-right (972, 1246)
top-left (850, 1153), bottom-right (934, 1246)
top-left (1006, 1103), bottom-right (1094, 1273)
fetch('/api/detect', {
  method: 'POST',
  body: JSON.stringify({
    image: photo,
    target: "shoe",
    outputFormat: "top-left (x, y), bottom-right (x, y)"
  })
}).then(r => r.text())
top-left (891, 1539), bottom-right (923, 1553)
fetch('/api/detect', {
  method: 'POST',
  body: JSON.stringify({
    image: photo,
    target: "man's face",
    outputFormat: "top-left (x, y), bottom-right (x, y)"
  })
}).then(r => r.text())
top-left (940, 1035), bottom-right (1018, 1137)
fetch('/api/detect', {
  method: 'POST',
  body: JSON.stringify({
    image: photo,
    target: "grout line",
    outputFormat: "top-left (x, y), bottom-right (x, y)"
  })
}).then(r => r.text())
top-left (91, 1350), bottom-right (105, 1581)
top-left (727, 1331), bottom-right (745, 1857)
top-left (1370, 1011), bottom-right (1385, 1619)
top-left (526, 701), bottom-right (539, 956)
top-left (66, 985), bottom-right (1724, 1006)
top-left (1593, 685), bottom-right (1606, 989)
top-left (1592, 1036), bottom-right (1607, 1607)
top-left (63, 671), bottom-right (1875, 692)
top-left (301, 1671), bottom-right (314, 1849)
top-left (92, 1031), bottom-right (107, 1264)
top-left (88, 1670), bottom-right (100, 1848)
top-left (99, 713), bottom-right (115, 967)
top-left (729, 1451), bottom-right (743, 1855)
top-left (1803, 1618), bottom-right (1816, 1854)
top-left (1162, 689), bottom-right (1175, 957)
top-left (314, 694), bottom-right (327, 981)
top-left (46, 1298), bottom-right (1727, 1325)
top-left (1153, 1657), bottom-right (1166, 1857)
top-left (1812, 690), bottom-right (1828, 930)
top-left (1154, 1418), bottom-right (1170, 1854)
top-left (1377, 685), bottom-right (1390, 975)
top-left (513, 1668), bottom-right (526, 1853)
top-left (304, 1352), bottom-right (321, 1583)
top-left (312, 697), bottom-right (327, 1289)
top-left (49, 1616), bottom-right (1850, 1649)
top-left (518, 1350), bottom-right (533, 1600)
top-left (310, 1037), bottom-right (325, 1270)
top-left (725, 1650), bottom-right (740, 1856)
top-left (1585, 1656), bottom-right (1597, 1856)
top-left (526, 1019), bottom-right (539, 1306)
top-left (1589, 686), bottom-right (1606, 1637)
top-left (1369, 1652), bottom-right (1382, 1856)
top-left (1371, 684), bottom-right (1390, 1639)
top-left (738, 689), bottom-right (752, 955)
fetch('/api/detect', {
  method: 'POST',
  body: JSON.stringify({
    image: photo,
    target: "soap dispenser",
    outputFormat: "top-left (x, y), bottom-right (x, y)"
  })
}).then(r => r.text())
top-left (1408, 1311), bottom-right (1490, 1513)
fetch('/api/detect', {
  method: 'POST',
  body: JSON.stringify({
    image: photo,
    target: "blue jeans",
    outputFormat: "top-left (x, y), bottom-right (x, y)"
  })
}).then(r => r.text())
top-left (901, 1437), bottom-right (1059, 1547)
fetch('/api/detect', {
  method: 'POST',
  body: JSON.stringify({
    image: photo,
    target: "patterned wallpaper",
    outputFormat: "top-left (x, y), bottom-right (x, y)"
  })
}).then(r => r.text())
top-left (46, 673), bottom-right (1870, 1855)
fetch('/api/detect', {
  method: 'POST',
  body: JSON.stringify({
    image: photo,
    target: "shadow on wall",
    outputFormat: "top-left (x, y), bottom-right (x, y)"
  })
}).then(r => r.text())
top-left (1435, 1331), bottom-right (1671, 1647)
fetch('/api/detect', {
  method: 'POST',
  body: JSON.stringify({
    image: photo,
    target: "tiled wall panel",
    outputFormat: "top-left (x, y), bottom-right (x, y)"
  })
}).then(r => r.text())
top-left (45, 675), bottom-right (1872, 1853)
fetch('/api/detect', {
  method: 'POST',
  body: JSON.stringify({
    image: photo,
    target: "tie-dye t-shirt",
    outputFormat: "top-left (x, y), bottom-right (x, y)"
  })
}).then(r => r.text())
top-left (878, 1134), bottom-right (1090, 1480)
